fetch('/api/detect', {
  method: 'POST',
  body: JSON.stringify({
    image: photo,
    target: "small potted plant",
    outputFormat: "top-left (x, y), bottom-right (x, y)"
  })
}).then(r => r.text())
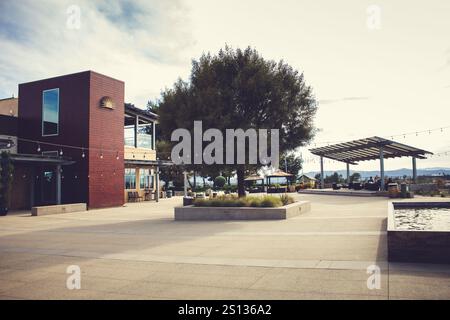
top-left (0, 152), bottom-right (14, 216)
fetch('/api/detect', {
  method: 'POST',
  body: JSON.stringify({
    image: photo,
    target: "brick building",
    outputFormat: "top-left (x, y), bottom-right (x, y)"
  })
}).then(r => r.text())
top-left (0, 71), bottom-right (166, 210)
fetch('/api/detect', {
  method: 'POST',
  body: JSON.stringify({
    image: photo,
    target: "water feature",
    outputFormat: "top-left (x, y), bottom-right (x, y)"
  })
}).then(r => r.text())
top-left (394, 207), bottom-right (450, 231)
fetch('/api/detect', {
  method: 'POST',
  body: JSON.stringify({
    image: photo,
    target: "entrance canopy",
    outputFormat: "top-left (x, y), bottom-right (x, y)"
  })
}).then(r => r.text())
top-left (10, 153), bottom-right (75, 165)
top-left (309, 136), bottom-right (431, 164)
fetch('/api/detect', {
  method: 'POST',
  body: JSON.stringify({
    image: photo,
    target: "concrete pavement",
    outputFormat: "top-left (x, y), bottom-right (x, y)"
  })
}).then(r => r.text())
top-left (0, 194), bottom-right (449, 299)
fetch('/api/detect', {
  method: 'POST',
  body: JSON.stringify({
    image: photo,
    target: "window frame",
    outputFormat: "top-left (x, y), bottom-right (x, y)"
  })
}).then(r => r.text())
top-left (139, 168), bottom-right (154, 189)
top-left (42, 88), bottom-right (60, 137)
top-left (125, 168), bottom-right (136, 190)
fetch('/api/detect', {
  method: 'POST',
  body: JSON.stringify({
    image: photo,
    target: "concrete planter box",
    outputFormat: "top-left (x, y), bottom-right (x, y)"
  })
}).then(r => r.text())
top-left (174, 201), bottom-right (310, 221)
top-left (387, 201), bottom-right (450, 264)
top-left (32, 203), bottom-right (87, 216)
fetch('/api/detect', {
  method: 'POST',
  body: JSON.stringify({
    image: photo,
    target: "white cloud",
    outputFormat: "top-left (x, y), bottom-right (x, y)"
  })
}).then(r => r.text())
top-left (0, 0), bottom-right (195, 105)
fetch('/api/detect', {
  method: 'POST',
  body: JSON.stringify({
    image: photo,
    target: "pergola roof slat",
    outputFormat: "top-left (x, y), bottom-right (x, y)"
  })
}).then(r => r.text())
top-left (309, 136), bottom-right (432, 163)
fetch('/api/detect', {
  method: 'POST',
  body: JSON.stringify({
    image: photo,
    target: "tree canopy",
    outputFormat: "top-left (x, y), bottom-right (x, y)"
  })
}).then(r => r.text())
top-left (153, 46), bottom-right (317, 196)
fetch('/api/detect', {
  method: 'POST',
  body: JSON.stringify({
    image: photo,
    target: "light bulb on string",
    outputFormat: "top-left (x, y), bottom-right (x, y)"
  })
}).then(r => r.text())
top-left (59, 149), bottom-right (63, 156)
top-left (37, 144), bottom-right (41, 152)
top-left (100, 152), bottom-right (104, 159)
top-left (81, 149), bottom-right (85, 158)
top-left (116, 152), bottom-right (119, 160)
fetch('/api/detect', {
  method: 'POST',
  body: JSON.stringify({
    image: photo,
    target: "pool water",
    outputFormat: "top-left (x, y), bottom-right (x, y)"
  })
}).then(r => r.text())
top-left (394, 207), bottom-right (450, 231)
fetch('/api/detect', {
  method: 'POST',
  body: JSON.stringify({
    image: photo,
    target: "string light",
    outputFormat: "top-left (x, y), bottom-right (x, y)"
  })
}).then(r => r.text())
top-left (311, 125), bottom-right (450, 147)
top-left (37, 144), bottom-right (41, 152)
top-left (59, 149), bottom-right (63, 156)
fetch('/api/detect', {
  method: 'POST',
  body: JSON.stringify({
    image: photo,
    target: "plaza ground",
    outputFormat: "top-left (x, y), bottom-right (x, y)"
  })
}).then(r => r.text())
top-left (0, 194), bottom-right (449, 300)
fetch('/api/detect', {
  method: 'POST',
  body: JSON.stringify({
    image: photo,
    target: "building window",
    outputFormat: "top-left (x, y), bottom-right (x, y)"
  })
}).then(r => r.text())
top-left (139, 168), bottom-right (154, 189)
top-left (125, 168), bottom-right (136, 189)
top-left (42, 88), bottom-right (59, 136)
top-left (137, 122), bottom-right (153, 149)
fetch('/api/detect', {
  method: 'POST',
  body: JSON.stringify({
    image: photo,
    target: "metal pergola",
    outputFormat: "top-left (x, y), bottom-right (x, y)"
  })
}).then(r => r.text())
top-left (309, 136), bottom-right (432, 190)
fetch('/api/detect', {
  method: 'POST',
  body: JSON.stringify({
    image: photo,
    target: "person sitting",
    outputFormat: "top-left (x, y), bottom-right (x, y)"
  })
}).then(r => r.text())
top-left (368, 176), bottom-right (374, 183)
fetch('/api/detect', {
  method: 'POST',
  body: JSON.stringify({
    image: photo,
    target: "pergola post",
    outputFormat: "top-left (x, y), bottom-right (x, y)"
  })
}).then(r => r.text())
top-left (412, 157), bottom-right (417, 183)
top-left (379, 147), bottom-right (385, 191)
top-left (320, 156), bottom-right (324, 189)
top-left (346, 162), bottom-right (350, 184)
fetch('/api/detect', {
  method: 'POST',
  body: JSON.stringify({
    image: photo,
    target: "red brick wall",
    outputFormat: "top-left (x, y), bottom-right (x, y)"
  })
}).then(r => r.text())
top-left (18, 72), bottom-right (91, 206)
top-left (18, 71), bottom-right (125, 209)
top-left (88, 72), bottom-right (125, 208)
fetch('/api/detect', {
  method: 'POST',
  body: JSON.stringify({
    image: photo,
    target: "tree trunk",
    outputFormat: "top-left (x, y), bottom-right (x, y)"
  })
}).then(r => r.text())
top-left (237, 168), bottom-right (246, 198)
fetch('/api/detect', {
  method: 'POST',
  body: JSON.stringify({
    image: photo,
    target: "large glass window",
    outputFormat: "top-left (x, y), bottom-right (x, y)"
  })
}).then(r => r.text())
top-left (124, 114), bottom-right (154, 149)
top-left (42, 88), bottom-right (59, 136)
top-left (139, 168), bottom-right (154, 189)
top-left (124, 125), bottom-right (135, 147)
top-left (137, 122), bottom-right (153, 149)
top-left (125, 168), bottom-right (136, 189)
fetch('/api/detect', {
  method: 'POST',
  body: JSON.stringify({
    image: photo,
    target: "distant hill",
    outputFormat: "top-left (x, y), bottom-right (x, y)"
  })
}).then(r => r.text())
top-left (303, 167), bottom-right (450, 179)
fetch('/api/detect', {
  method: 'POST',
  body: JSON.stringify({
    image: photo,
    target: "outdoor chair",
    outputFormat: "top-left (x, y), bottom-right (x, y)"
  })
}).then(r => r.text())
top-left (332, 183), bottom-right (342, 190)
top-left (128, 191), bottom-right (143, 202)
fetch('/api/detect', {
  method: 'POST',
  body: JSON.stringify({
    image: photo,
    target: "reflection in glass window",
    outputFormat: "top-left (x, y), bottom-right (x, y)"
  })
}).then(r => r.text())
top-left (124, 125), bottom-right (135, 147)
top-left (139, 168), bottom-right (154, 189)
top-left (125, 168), bottom-right (136, 189)
top-left (42, 88), bottom-right (59, 136)
top-left (137, 123), bottom-right (153, 149)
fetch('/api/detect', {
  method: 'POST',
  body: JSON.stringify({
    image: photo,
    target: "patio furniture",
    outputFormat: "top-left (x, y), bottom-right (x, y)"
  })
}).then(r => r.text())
top-left (388, 183), bottom-right (399, 198)
top-left (332, 183), bottom-right (342, 190)
top-left (353, 182), bottom-right (362, 190)
top-left (365, 183), bottom-right (379, 191)
top-left (128, 191), bottom-right (143, 202)
top-left (183, 196), bottom-right (194, 206)
top-left (144, 189), bottom-right (154, 201)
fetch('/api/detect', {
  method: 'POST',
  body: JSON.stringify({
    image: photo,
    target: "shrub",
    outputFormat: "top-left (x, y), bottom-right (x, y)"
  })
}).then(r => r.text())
top-left (260, 196), bottom-right (283, 207)
top-left (192, 194), bottom-right (291, 208)
top-left (248, 197), bottom-right (263, 207)
top-left (279, 194), bottom-right (294, 206)
top-left (214, 176), bottom-right (226, 189)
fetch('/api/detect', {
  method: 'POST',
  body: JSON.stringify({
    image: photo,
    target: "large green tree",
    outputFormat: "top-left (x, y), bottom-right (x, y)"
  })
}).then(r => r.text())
top-left (154, 46), bottom-right (317, 197)
top-left (279, 153), bottom-right (303, 180)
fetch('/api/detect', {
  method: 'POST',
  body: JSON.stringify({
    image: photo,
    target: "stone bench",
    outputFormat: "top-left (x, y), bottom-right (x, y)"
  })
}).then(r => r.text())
top-left (31, 203), bottom-right (87, 216)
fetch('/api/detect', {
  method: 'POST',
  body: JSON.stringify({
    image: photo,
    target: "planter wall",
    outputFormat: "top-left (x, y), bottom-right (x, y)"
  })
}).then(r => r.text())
top-left (174, 201), bottom-right (310, 221)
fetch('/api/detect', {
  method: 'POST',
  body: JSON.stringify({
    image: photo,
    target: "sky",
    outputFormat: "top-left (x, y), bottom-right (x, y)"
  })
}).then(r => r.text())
top-left (1, 0), bottom-right (449, 173)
